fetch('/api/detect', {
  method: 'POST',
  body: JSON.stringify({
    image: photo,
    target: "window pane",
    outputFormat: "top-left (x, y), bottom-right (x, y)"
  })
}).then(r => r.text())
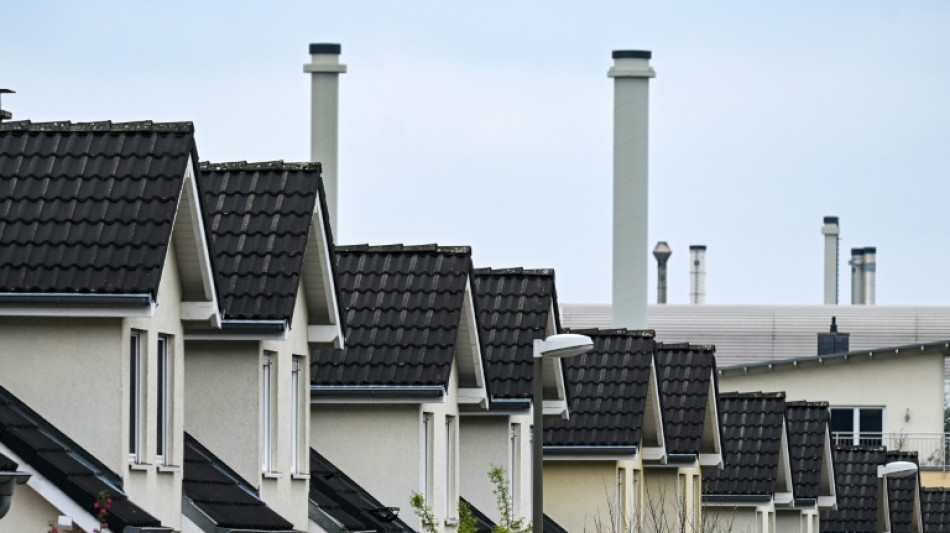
top-left (129, 333), bottom-right (140, 456)
top-left (859, 409), bottom-right (883, 432)
top-left (830, 408), bottom-right (854, 444)
top-left (157, 335), bottom-right (168, 460)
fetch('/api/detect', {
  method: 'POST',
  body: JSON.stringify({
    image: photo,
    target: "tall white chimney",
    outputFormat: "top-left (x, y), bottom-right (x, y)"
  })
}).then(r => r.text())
top-left (850, 248), bottom-right (864, 305)
top-left (689, 245), bottom-right (706, 304)
top-left (862, 247), bottom-right (876, 305)
top-left (652, 241), bottom-right (672, 304)
top-left (304, 43), bottom-right (347, 232)
top-left (821, 216), bottom-right (840, 305)
top-left (609, 50), bottom-right (655, 329)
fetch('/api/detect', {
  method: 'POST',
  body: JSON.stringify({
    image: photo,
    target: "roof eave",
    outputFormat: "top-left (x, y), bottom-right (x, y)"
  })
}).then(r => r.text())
top-left (0, 292), bottom-right (155, 317)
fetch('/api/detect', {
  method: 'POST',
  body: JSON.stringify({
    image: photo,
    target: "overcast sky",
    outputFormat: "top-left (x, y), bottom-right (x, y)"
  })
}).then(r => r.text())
top-left (3, 2), bottom-right (949, 305)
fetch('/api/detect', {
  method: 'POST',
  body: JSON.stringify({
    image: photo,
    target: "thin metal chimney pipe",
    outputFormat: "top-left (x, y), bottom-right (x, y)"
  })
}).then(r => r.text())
top-left (304, 43), bottom-right (347, 232)
top-left (609, 50), bottom-right (655, 329)
top-left (862, 247), bottom-right (876, 305)
top-left (653, 241), bottom-right (672, 304)
top-left (850, 248), bottom-right (865, 305)
top-left (689, 245), bottom-right (706, 304)
top-left (821, 216), bottom-right (839, 305)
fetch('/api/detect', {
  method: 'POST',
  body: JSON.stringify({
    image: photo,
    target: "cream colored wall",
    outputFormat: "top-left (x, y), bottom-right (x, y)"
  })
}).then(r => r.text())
top-left (544, 459), bottom-right (641, 533)
top-left (2, 484), bottom-right (74, 532)
top-left (259, 283), bottom-right (312, 529)
top-left (459, 413), bottom-right (530, 524)
top-left (720, 354), bottom-right (945, 437)
top-left (775, 509), bottom-right (808, 533)
top-left (311, 360), bottom-right (463, 533)
top-left (704, 506), bottom-right (760, 533)
top-left (125, 244), bottom-right (186, 529)
top-left (921, 470), bottom-right (950, 488)
top-left (639, 466), bottom-right (705, 533)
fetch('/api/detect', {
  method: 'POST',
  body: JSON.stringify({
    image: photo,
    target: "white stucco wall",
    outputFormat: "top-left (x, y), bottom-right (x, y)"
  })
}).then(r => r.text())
top-left (459, 414), bottom-right (532, 524)
top-left (1, 484), bottom-right (72, 532)
top-left (704, 506), bottom-right (762, 533)
top-left (720, 353), bottom-right (945, 440)
top-left (642, 466), bottom-right (703, 533)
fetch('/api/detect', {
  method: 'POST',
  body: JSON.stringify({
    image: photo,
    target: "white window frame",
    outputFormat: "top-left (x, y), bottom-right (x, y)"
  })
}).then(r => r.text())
top-left (830, 406), bottom-right (886, 445)
top-left (156, 334), bottom-right (171, 465)
top-left (445, 415), bottom-right (455, 519)
top-left (631, 470), bottom-right (639, 533)
top-left (129, 330), bottom-right (145, 463)
top-left (423, 413), bottom-right (433, 505)
top-left (291, 355), bottom-right (302, 474)
top-left (262, 352), bottom-right (275, 473)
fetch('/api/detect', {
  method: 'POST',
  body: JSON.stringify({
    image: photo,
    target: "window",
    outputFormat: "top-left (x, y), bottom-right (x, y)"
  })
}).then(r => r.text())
top-left (510, 424), bottom-right (520, 515)
top-left (156, 334), bottom-right (171, 464)
top-left (631, 470), bottom-right (639, 532)
top-left (694, 475), bottom-right (701, 531)
top-left (262, 352), bottom-right (275, 473)
top-left (616, 468), bottom-right (625, 533)
top-left (678, 473), bottom-right (687, 530)
top-left (129, 331), bottom-right (144, 461)
top-left (446, 415), bottom-right (455, 519)
top-left (291, 355), bottom-right (303, 473)
top-left (423, 413), bottom-right (433, 505)
top-left (830, 407), bottom-right (884, 445)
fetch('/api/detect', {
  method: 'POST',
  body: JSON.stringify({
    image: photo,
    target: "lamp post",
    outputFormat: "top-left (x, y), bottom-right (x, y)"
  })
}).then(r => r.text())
top-left (876, 461), bottom-right (918, 533)
top-left (533, 334), bottom-right (593, 532)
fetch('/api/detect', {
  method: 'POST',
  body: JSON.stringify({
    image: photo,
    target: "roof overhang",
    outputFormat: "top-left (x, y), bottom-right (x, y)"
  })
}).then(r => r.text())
top-left (776, 418), bottom-right (795, 500)
top-left (703, 494), bottom-right (773, 507)
top-left (175, 155), bottom-right (222, 330)
top-left (543, 445), bottom-right (638, 461)
top-left (641, 356), bottom-right (667, 463)
top-left (0, 293), bottom-right (155, 317)
top-left (719, 340), bottom-right (950, 378)
top-left (819, 425), bottom-right (838, 508)
top-left (310, 385), bottom-right (446, 404)
top-left (700, 368), bottom-right (724, 466)
top-left (453, 277), bottom-right (488, 405)
top-left (185, 319), bottom-right (288, 341)
top-left (184, 495), bottom-right (298, 533)
top-left (303, 199), bottom-right (345, 349)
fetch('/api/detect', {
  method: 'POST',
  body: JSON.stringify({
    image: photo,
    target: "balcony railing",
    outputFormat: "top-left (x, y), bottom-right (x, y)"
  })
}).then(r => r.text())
top-left (831, 432), bottom-right (950, 468)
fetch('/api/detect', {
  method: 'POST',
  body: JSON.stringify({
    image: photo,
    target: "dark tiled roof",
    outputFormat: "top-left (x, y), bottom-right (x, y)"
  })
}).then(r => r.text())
top-left (198, 161), bottom-right (321, 321)
top-left (543, 514), bottom-right (569, 533)
top-left (655, 344), bottom-right (717, 455)
top-left (472, 268), bottom-right (559, 400)
top-left (312, 245), bottom-right (474, 388)
top-left (0, 385), bottom-right (164, 530)
top-left (309, 449), bottom-right (415, 533)
top-left (460, 497), bottom-right (494, 533)
top-left (0, 120), bottom-right (196, 296)
top-left (820, 445), bottom-right (888, 533)
top-left (544, 329), bottom-right (655, 447)
top-left (0, 449), bottom-right (17, 470)
top-left (183, 434), bottom-right (294, 531)
top-left (703, 392), bottom-right (786, 496)
top-left (922, 488), bottom-right (950, 533)
top-left (885, 450), bottom-right (919, 533)
top-left (785, 401), bottom-right (830, 500)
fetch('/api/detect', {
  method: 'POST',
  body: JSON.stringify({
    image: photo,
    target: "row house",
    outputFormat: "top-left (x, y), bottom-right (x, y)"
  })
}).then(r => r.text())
top-left (782, 401), bottom-right (837, 532)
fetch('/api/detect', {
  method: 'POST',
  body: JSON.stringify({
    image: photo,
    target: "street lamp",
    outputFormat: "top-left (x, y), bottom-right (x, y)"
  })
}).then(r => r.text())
top-left (533, 333), bottom-right (593, 532)
top-left (876, 461), bottom-right (918, 533)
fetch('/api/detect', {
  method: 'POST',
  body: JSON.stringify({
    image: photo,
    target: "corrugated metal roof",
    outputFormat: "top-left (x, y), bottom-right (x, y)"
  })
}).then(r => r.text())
top-left (562, 304), bottom-right (950, 373)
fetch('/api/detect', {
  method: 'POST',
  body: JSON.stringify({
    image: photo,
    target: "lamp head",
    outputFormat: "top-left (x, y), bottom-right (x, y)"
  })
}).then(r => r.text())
top-left (877, 461), bottom-right (918, 479)
top-left (534, 334), bottom-right (594, 359)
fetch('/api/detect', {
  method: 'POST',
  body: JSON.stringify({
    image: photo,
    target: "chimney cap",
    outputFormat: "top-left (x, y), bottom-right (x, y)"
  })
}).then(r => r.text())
top-left (653, 241), bottom-right (672, 260)
top-left (823, 216), bottom-right (839, 224)
top-left (864, 246), bottom-right (877, 254)
top-left (689, 244), bottom-right (706, 251)
top-left (612, 50), bottom-right (652, 59)
top-left (851, 247), bottom-right (865, 255)
top-left (310, 43), bottom-right (342, 55)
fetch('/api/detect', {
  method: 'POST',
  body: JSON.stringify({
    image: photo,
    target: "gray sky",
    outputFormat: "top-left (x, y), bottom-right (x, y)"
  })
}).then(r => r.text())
top-left (4, 1), bottom-right (949, 305)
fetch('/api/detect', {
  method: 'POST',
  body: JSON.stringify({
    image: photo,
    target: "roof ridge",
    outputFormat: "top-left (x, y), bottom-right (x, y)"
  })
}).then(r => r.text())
top-left (0, 120), bottom-right (194, 133)
top-left (834, 444), bottom-right (888, 452)
top-left (657, 342), bottom-right (717, 351)
top-left (786, 400), bottom-right (830, 408)
top-left (200, 160), bottom-right (321, 172)
top-left (564, 327), bottom-right (655, 338)
top-left (474, 267), bottom-right (555, 276)
top-left (337, 243), bottom-right (472, 255)
top-left (719, 391), bottom-right (786, 399)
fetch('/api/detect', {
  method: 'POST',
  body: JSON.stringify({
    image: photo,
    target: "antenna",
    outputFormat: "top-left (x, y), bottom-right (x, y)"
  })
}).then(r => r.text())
top-left (0, 89), bottom-right (14, 123)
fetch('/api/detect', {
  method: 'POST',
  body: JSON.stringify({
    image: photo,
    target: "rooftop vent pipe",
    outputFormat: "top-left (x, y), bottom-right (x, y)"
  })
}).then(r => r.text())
top-left (689, 245), bottom-right (706, 304)
top-left (862, 247), bottom-right (876, 305)
top-left (652, 241), bottom-right (671, 304)
top-left (850, 248), bottom-right (864, 305)
top-left (821, 216), bottom-right (839, 305)
top-left (609, 50), bottom-right (655, 329)
top-left (304, 43), bottom-right (346, 233)
top-left (817, 316), bottom-right (850, 355)
top-left (0, 88), bottom-right (14, 123)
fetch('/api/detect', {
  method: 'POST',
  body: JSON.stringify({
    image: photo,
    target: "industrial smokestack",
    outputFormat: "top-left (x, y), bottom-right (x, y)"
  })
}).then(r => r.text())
top-left (609, 50), bottom-right (655, 329)
top-left (862, 247), bottom-right (876, 305)
top-left (689, 245), bottom-right (706, 304)
top-left (850, 248), bottom-right (864, 305)
top-left (652, 241), bottom-right (672, 304)
top-left (821, 216), bottom-right (839, 305)
top-left (304, 43), bottom-right (346, 232)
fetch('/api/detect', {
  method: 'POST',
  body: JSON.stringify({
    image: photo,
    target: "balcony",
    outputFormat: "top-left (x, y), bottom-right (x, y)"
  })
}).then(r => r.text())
top-left (832, 432), bottom-right (950, 468)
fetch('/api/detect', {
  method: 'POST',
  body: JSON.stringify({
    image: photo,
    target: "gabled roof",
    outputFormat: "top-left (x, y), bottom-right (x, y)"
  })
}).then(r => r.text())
top-left (922, 488), bottom-right (950, 533)
top-left (183, 434), bottom-right (295, 532)
top-left (0, 120), bottom-right (197, 298)
top-left (309, 448), bottom-right (416, 533)
top-left (655, 343), bottom-right (721, 457)
top-left (542, 514), bottom-right (570, 533)
top-left (472, 267), bottom-right (560, 400)
top-left (885, 450), bottom-right (921, 533)
top-left (0, 450), bottom-right (15, 471)
top-left (544, 329), bottom-right (657, 450)
top-left (459, 496), bottom-right (566, 533)
top-left (0, 385), bottom-right (166, 531)
top-left (820, 445), bottom-right (889, 533)
top-left (312, 245), bottom-right (484, 390)
top-left (198, 161), bottom-right (321, 322)
top-left (703, 392), bottom-right (789, 497)
top-left (785, 401), bottom-right (835, 502)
